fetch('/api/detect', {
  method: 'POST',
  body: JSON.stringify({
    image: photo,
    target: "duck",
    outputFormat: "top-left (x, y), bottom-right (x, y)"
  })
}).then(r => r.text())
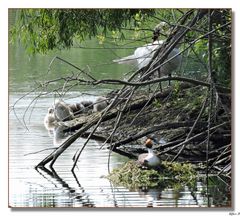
top-left (93, 96), bottom-right (109, 112)
top-left (138, 138), bottom-right (161, 168)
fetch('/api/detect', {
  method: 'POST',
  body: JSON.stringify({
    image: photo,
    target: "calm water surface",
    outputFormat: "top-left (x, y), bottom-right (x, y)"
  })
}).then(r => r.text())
top-left (9, 20), bottom-right (231, 207)
top-left (9, 92), bottom-right (231, 208)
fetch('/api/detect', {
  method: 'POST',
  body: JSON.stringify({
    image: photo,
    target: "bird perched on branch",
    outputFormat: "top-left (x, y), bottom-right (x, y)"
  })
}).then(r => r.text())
top-left (68, 102), bottom-right (85, 116)
top-left (53, 100), bottom-right (74, 121)
top-left (93, 96), bottom-right (109, 112)
top-left (113, 40), bottom-right (181, 78)
top-left (138, 138), bottom-right (161, 168)
top-left (113, 23), bottom-right (182, 90)
top-left (44, 107), bottom-right (58, 130)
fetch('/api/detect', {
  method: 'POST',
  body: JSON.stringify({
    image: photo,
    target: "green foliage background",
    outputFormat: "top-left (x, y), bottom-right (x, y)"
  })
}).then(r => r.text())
top-left (10, 9), bottom-right (231, 86)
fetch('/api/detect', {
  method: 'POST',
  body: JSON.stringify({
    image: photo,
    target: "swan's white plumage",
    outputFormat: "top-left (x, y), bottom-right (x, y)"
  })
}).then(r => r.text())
top-left (113, 40), bottom-right (182, 77)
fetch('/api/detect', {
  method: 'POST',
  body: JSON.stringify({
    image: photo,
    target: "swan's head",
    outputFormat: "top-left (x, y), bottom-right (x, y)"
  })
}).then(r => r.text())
top-left (155, 22), bottom-right (168, 32)
top-left (152, 22), bottom-right (167, 41)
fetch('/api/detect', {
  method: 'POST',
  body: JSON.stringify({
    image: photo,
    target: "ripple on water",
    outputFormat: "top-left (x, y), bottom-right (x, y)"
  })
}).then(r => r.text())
top-left (9, 93), bottom-right (231, 208)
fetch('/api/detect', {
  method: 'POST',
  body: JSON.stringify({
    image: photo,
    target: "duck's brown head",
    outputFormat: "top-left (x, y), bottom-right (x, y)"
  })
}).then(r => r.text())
top-left (145, 138), bottom-right (153, 149)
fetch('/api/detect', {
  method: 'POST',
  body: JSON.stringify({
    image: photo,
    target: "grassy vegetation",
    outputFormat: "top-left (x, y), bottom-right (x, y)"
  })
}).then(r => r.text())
top-left (106, 160), bottom-right (197, 191)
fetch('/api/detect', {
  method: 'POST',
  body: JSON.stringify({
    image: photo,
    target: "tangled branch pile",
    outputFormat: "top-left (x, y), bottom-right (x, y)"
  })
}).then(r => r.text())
top-left (33, 9), bottom-right (231, 179)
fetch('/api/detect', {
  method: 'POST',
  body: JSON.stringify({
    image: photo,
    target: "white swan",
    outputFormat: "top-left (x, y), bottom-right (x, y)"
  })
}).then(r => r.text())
top-left (113, 40), bottom-right (182, 77)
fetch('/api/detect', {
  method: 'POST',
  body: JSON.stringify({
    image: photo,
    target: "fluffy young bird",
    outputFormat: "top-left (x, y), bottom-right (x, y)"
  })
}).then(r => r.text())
top-left (44, 107), bottom-right (57, 130)
top-left (93, 96), bottom-right (109, 112)
top-left (53, 100), bottom-right (74, 121)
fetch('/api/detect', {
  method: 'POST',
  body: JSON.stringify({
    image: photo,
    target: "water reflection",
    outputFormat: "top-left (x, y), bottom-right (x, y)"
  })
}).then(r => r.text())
top-left (9, 30), bottom-right (231, 207)
top-left (36, 167), bottom-right (95, 207)
top-left (9, 91), bottom-right (231, 207)
top-left (52, 125), bottom-right (72, 146)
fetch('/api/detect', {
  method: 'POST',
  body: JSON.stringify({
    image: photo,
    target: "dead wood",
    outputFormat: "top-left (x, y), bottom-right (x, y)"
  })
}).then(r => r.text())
top-left (34, 9), bottom-right (231, 178)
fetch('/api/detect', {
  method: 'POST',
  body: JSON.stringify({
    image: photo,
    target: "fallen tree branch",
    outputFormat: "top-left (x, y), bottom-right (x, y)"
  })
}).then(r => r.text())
top-left (159, 121), bottom-right (229, 155)
top-left (70, 76), bottom-right (230, 93)
top-left (171, 96), bottom-right (208, 161)
top-left (112, 121), bottom-right (208, 148)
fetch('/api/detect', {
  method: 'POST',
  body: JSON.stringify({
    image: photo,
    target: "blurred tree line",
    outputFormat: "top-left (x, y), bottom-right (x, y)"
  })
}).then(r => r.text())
top-left (10, 9), bottom-right (231, 87)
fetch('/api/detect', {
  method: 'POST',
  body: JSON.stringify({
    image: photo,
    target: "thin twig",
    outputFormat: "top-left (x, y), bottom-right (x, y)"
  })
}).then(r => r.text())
top-left (71, 76), bottom-right (229, 93)
top-left (159, 122), bottom-right (229, 155)
top-left (171, 96), bottom-right (208, 161)
top-left (24, 147), bottom-right (58, 156)
top-left (49, 56), bottom-right (96, 81)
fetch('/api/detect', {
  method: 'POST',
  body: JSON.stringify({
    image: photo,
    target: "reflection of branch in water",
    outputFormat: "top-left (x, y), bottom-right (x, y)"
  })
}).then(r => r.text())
top-left (35, 166), bottom-right (58, 188)
top-left (71, 170), bottom-right (81, 189)
top-left (24, 125), bottom-right (73, 156)
top-left (36, 166), bottom-right (95, 207)
top-left (107, 179), bottom-right (119, 207)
